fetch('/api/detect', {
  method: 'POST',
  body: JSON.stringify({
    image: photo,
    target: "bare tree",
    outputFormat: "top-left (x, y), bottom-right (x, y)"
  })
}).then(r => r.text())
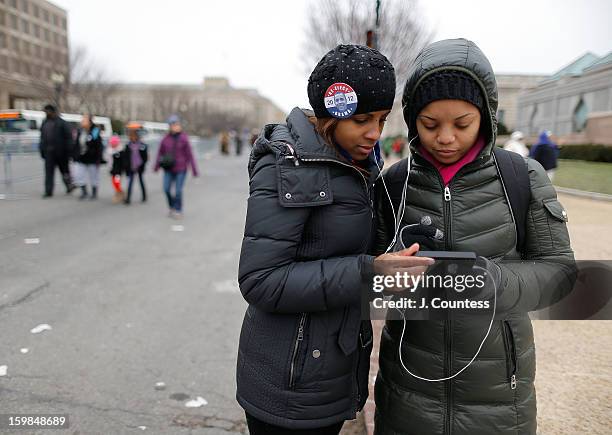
top-left (150, 87), bottom-right (180, 122)
top-left (302, 0), bottom-right (433, 90)
top-left (63, 45), bottom-right (119, 116)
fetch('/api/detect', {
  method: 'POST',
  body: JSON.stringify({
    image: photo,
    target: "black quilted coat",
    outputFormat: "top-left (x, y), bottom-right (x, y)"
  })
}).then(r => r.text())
top-left (236, 108), bottom-right (380, 429)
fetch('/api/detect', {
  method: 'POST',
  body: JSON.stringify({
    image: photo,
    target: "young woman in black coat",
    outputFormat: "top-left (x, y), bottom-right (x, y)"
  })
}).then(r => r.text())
top-left (236, 45), bottom-right (433, 435)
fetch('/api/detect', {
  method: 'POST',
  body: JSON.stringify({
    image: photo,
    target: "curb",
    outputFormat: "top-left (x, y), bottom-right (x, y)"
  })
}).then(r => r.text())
top-left (555, 186), bottom-right (612, 202)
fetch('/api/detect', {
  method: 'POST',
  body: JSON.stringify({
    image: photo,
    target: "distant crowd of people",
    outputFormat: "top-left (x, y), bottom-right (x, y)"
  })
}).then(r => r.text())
top-left (39, 105), bottom-right (198, 219)
top-left (219, 128), bottom-right (259, 156)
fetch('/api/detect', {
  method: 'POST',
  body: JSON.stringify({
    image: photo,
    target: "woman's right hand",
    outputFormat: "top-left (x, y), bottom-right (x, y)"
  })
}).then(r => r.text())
top-left (373, 243), bottom-right (434, 292)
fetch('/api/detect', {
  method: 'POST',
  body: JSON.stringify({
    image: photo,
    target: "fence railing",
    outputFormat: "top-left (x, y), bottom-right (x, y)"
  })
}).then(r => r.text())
top-left (0, 135), bottom-right (219, 187)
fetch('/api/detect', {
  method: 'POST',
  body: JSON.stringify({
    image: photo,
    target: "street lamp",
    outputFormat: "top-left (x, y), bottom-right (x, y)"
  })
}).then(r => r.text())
top-left (50, 73), bottom-right (64, 109)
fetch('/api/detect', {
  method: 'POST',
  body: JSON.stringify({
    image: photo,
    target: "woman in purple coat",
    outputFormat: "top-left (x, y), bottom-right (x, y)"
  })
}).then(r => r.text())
top-left (153, 115), bottom-right (199, 218)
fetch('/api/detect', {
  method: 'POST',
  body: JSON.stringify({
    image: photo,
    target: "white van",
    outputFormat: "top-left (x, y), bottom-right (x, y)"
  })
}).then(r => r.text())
top-left (0, 110), bottom-right (113, 153)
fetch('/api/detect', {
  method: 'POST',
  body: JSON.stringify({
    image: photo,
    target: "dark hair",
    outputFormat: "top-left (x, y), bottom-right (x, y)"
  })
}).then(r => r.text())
top-left (43, 104), bottom-right (56, 112)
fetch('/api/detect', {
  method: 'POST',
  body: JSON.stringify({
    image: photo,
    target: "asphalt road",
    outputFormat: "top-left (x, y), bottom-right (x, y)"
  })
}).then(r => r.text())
top-left (1, 151), bottom-right (251, 434)
top-left (2, 152), bottom-right (609, 435)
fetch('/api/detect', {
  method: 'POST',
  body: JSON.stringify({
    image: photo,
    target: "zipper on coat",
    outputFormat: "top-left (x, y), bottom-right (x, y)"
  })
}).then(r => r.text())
top-left (443, 317), bottom-right (454, 435)
top-left (442, 184), bottom-right (453, 435)
top-left (289, 313), bottom-right (307, 389)
top-left (443, 186), bottom-right (452, 250)
top-left (502, 320), bottom-right (518, 390)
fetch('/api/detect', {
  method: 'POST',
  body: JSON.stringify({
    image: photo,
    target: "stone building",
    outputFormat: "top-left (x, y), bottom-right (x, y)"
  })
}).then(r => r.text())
top-left (0, 0), bottom-right (69, 109)
top-left (101, 77), bottom-right (286, 135)
top-left (516, 51), bottom-right (612, 144)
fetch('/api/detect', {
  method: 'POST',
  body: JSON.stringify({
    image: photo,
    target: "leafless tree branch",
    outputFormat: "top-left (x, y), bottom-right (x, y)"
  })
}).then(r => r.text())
top-left (63, 44), bottom-right (118, 116)
top-left (301, 0), bottom-right (434, 91)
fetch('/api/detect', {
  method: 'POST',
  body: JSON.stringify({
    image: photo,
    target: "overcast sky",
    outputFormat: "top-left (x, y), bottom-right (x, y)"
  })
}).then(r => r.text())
top-left (52, 0), bottom-right (612, 114)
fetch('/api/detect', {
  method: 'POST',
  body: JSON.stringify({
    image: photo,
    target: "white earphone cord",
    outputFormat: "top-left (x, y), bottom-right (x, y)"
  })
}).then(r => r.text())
top-left (374, 135), bottom-right (417, 254)
top-left (396, 265), bottom-right (497, 382)
top-left (373, 135), bottom-right (497, 381)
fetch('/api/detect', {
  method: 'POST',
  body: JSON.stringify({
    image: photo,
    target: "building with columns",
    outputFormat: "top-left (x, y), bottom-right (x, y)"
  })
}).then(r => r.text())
top-left (516, 51), bottom-right (612, 144)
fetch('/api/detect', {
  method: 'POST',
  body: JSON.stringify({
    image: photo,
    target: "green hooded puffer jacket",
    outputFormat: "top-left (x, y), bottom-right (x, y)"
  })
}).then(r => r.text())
top-left (373, 39), bottom-right (576, 435)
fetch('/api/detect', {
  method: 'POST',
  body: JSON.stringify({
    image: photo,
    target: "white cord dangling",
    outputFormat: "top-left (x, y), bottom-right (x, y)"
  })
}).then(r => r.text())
top-left (396, 264), bottom-right (497, 381)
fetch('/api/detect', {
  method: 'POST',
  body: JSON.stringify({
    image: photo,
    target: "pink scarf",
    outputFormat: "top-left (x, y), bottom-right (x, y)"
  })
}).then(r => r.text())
top-left (419, 134), bottom-right (486, 186)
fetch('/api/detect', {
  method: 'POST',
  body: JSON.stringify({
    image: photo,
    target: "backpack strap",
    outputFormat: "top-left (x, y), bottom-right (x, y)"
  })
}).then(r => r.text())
top-left (493, 147), bottom-right (531, 254)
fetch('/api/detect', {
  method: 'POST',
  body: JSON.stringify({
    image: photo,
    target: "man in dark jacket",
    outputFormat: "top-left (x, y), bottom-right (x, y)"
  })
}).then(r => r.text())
top-left (39, 104), bottom-right (74, 197)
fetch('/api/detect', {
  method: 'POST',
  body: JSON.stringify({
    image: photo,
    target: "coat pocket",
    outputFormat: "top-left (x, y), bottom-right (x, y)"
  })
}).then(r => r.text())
top-left (355, 322), bottom-right (374, 411)
top-left (288, 313), bottom-right (310, 389)
top-left (542, 198), bottom-right (568, 222)
top-left (276, 160), bottom-right (333, 208)
top-left (502, 320), bottom-right (518, 390)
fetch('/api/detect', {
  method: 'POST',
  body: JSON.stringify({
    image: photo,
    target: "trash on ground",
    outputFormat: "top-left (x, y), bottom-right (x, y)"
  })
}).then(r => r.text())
top-left (30, 324), bottom-right (52, 334)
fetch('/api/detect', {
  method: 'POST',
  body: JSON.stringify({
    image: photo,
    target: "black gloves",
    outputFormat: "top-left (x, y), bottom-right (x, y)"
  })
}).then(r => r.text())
top-left (466, 256), bottom-right (503, 301)
top-left (397, 215), bottom-right (444, 251)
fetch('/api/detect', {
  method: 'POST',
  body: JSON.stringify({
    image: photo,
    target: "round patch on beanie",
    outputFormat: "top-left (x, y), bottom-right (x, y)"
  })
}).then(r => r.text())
top-left (323, 83), bottom-right (358, 119)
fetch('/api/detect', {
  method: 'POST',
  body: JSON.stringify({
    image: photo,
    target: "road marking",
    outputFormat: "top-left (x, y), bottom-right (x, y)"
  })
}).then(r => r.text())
top-left (30, 323), bottom-right (52, 334)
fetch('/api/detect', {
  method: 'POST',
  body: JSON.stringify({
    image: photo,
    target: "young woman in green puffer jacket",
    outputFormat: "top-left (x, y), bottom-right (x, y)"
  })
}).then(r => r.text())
top-left (373, 38), bottom-right (576, 435)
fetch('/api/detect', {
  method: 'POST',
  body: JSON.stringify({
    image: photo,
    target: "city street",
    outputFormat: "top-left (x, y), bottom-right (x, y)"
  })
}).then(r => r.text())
top-left (1, 152), bottom-right (251, 434)
top-left (1, 152), bottom-right (610, 434)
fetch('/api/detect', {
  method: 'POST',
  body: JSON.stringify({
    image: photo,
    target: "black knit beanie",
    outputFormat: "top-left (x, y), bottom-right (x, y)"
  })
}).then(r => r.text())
top-left (407, 70), bottom-right (485, 135)
top-left (308, 44), bottom-right (395, 119)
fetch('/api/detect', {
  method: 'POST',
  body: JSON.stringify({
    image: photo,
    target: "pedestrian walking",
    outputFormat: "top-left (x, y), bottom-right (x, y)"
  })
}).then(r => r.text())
top-left (220, 131), bottom-right (230, 155)
top-left (73, 114), bottom-right (103, 200)
top-left (236, 44), bottom-right (432, 434)
top-left (373, 38), bottom-right (575, 435)
top-left (153, 115), bottom-right (198, 218)
top-left (235, 129), bottom-right (244, 155)
top-left (108, 134), bottom-right (125, 204)
top-left (503, 130), bottom-right (529, 157)
top-left (39, 104), bottom-right (74, 198)
top-left (122, 127), bottom-right (148, 205)
top-left (530, 130), bottom-right (559, 181)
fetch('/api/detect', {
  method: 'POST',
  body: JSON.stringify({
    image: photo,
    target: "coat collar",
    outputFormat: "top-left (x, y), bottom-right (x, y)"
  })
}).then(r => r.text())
top-left (250, 107), bottom-right (383, 183)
